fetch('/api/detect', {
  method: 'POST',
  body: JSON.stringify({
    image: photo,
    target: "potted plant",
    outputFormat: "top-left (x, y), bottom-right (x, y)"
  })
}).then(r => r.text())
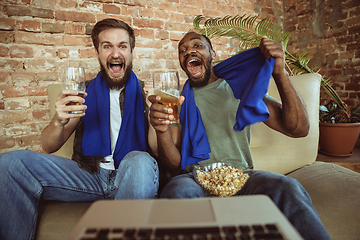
top-left (319, 99), bottom-right (360, 156)
top-left (191, 14), bottom-right (360, 156)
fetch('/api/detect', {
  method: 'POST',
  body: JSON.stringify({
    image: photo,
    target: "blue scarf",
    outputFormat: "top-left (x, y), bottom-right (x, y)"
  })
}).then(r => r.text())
top-left (82, 71), bottom-right (147, 168)
top-left (179, 47), bottom-right (275, 169)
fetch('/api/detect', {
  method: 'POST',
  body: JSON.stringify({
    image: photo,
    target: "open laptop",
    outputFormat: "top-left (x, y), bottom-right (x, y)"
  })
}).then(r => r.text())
top-left (67, 195), bottom-right (303, 240)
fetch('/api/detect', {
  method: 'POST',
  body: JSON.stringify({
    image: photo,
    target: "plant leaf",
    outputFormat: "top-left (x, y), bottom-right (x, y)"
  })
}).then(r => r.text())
top-left (319, 105), bottom-right (329, 112)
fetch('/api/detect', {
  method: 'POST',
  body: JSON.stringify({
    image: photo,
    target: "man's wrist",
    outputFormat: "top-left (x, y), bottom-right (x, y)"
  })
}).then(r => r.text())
top-left (155, 127), bottom-right (171, 136)
top-left (272, 69), bottom-right (289, 82)
top-left (52, 117), bottom-right (67, 129)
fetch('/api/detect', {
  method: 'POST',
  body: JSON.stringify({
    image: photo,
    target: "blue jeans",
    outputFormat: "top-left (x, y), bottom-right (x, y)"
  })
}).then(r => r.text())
top-left (0, 150), bottom-right (159, 240)
top-left (160, 171), bottom-right (330, 240)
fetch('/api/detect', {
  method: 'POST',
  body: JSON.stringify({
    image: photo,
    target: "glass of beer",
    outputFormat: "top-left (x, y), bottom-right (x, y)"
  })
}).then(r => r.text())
top-left (61, 67), bottom-right (86, 114)
top-left (153, 71), bottom-right (180, 124)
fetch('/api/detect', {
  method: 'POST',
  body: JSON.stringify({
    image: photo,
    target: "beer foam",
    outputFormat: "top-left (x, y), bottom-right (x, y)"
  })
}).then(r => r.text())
top-left (155, 89), bottom-right (179, 98)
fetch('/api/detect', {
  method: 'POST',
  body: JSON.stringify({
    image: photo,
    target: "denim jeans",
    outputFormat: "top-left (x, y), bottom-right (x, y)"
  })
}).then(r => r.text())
top-left (0, 150), bottom-right (159, 240)
top-left (160, 170), bottom-right (330, 240)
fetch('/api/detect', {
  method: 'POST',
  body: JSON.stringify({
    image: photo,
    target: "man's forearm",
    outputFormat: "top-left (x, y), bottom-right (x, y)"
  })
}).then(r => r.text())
top-left (273, 71), bottom-right (309, 136)
top-left (156, 128), bottom-right (182, 175)
top-left (41, 116), bottom-right (79, 154)
top-left (41, 118), bottom-right (67, 153)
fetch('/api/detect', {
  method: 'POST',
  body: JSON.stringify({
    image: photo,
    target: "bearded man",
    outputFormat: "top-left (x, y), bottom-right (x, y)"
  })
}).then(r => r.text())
top-left (0, 18), bottom-right (159, 240)
top-left (149, 32), bottom-right (331, 240)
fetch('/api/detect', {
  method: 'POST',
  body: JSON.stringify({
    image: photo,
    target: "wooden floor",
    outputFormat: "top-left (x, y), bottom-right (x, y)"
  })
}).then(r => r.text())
top-left (316, 147), bottom-right (360, 173)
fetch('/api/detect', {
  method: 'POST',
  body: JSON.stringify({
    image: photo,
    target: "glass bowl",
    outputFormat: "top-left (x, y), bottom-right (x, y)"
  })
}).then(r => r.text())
top-left (193, 162), bottom-right (251, 197)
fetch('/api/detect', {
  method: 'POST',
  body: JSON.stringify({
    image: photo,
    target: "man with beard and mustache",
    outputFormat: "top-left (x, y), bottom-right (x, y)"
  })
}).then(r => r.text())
top-left (148, 32), bottom-right (330, 240)
top-left (0, 18), bottom-right (159, 240)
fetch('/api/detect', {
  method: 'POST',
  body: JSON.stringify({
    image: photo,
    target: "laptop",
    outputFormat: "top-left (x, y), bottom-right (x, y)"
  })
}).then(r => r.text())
top-left (67, 195), bottom-right (303, 240)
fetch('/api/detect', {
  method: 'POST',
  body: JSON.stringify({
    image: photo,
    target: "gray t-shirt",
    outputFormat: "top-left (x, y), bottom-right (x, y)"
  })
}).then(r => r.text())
top-left (183, 78), bottom-right (274, 172)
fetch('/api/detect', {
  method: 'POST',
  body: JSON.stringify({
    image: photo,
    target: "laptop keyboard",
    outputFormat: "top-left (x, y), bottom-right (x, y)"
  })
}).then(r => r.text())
top-left (79, 224), bottom-right (285, 240)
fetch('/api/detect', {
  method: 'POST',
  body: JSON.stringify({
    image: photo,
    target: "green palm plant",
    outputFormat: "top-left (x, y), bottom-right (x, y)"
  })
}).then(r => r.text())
top-left (191, 14), bottom-right (359, 123)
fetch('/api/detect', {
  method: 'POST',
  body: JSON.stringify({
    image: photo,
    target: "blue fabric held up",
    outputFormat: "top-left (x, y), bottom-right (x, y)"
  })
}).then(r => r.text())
top-left (179, 47), bottom-right (275, 169)
top-left (82, 71), bottom-right (147, 168)
top-left (179, 81), bottom-right (212, 169)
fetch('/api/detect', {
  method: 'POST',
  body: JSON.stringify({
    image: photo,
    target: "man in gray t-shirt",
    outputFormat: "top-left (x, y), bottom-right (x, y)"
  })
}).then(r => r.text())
top-left (183, 78), bottom-right (276, 172)
top-left (148, 32), bottom-right (330, 240)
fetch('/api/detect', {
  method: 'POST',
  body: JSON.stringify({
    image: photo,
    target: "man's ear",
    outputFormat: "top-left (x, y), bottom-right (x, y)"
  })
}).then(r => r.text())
top-left (95, 47), bottom-right (99, 59)
top-left (211, 50), bottom-right (216, 60)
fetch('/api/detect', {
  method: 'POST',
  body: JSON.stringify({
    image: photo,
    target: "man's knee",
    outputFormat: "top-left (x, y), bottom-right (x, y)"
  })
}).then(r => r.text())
top-left (119, 151), bottom-right (159, 181)
top-left (0, 150), bottom-right (30, 169)
top-left (160, 174), bottom-right (205, 198)
top-left (255, 172), bottom-right (302, 189)
top-left (160, 180), bottom-right (187, 198)
top-left (122, 151), bottom-right (157, 168)
top-left (277, 175), bottom-right (304, 192)
top-left (267, 175), bottom-right (308, 199)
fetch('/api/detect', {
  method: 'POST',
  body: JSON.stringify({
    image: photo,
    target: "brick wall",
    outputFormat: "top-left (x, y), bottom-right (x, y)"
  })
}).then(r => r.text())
top-left (0, 0), bottom-right (284, 153)
top-left (283, 0), bottom-right (360, 146)
top-left (284, 0), bottom-right (360, 108)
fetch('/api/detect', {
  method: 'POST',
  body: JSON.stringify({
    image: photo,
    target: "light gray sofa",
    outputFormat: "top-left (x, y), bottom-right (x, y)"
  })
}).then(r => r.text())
top-left (36, 73), bottom-right (360, 240)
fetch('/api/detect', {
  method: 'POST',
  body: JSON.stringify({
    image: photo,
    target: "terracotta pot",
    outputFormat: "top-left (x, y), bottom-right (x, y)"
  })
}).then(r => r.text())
top-left (319, 122), bottom-right (360, 157)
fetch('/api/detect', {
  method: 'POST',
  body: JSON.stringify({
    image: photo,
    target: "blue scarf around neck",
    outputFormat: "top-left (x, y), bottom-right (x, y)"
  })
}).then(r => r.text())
top-left (81, 71), bottom-right (147, 168)
top-left (179, 47), bottom-right (275, 169)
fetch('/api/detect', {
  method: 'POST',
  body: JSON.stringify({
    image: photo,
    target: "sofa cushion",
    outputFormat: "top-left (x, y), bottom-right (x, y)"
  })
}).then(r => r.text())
top-left (287, 161), bottom-right (360, 240)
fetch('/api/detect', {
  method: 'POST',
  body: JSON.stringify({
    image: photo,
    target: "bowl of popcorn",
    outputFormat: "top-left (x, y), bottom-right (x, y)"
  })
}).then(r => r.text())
top-left (193, 162), bottom-right (251, 197)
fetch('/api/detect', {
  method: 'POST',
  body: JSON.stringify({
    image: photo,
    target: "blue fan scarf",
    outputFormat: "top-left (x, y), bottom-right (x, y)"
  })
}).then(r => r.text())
top-left (81, 71), bottom-right (147, 168)
top-left (179, 47), bottom-right (275, 169)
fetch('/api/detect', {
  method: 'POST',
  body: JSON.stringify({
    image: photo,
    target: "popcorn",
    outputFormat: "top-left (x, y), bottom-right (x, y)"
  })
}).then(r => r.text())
top-left (195, 166), bottom-right (250, 197)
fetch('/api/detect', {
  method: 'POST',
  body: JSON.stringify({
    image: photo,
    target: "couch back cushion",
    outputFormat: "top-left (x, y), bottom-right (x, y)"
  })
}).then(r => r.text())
top-left (250, 73), bottom-right (321, 174)
top-left (47, 73), bottom-right (321, 174)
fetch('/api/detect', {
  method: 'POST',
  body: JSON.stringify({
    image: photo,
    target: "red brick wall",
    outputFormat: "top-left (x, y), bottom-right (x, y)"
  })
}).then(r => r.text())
top-left (0, 0), bottom-right (290, 153)
top-left (284, 0), bottom-right (360, 108)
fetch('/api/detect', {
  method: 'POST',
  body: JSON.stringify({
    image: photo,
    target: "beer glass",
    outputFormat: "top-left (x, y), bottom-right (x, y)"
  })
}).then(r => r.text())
top-left (153, 71), bottom-right (180, 124)
top-left (61, 67), bottom-right (86, 114)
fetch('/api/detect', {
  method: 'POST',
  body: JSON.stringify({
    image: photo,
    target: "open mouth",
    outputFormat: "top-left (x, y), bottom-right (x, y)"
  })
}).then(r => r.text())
top-left (108, 60), bottom-right (124, 76)
top-left (186, 58), bottom-right (204, 78)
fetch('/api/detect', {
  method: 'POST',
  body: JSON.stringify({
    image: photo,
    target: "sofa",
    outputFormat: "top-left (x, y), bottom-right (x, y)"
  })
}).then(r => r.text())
top-left (35, 73), bottom-right (360, 240)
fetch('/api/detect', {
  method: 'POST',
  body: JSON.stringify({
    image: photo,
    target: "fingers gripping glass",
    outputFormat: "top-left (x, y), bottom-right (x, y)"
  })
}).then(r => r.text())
top-left (153, 71), bottom-right (180, 124)
top-left (61, 67), bottom-right (86, 114)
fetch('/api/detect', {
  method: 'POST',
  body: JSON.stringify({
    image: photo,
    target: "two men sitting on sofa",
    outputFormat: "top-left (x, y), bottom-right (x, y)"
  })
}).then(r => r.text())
top-left (0, 18), bottom-right (329, 240)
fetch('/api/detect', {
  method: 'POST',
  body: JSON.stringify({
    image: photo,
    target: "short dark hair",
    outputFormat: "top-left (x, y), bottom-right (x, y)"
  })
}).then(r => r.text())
top-left (181, 32), bottom-right (213, 51)
top-left (91, 18), bottom-right (135, 53)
